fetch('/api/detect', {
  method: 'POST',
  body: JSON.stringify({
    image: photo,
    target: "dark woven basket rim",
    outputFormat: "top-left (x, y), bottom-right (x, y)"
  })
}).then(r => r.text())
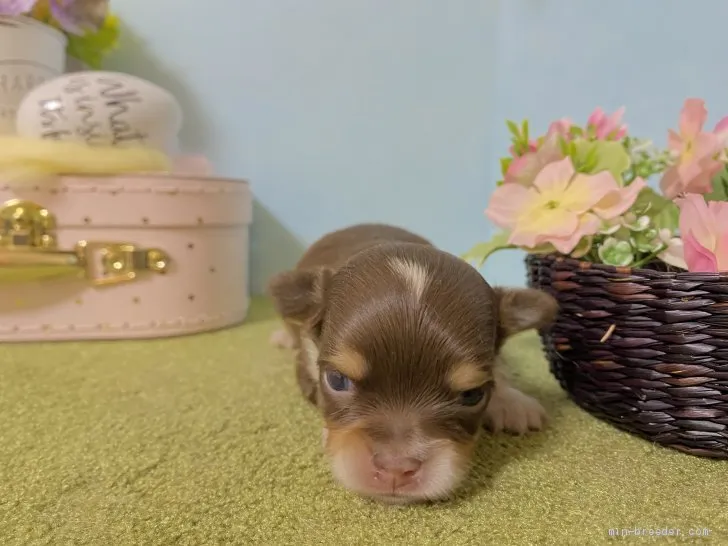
top-left (540, 254), bottom-right (728, 282)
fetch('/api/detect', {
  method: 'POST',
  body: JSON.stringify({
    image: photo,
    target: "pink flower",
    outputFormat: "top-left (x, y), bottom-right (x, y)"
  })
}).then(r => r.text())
top-left (586, 107), bottom-right (627, 140)
top-left (504, 134), bottom-right (564, 186)
top-left (50, 0), bottom-right (109, 35)
top-left (508, 140), bottom-right (538, 158)
top-left (547, 118), bottom-right (573, 138)
top-left (676, 193), bottom-right (728, 273)
top-left (659, 236), bottom-right (687, 270)
top-left (715, 116), bottom-right (728, 139)
top-left (487, 157), bottom-right (646, 254)
top-left (660, 98), bottom-right (726, 199)
top-left (660, 155), bottom-right (723, 199)
top-left (0, 0), bottom-right (37, 16)
top-left (714, 115), bottom-right (728, 153)
top-left (504, 119), bottom-right (575, 185)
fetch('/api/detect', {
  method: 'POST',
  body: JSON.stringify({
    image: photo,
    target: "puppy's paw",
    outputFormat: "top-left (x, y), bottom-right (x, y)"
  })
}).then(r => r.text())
top-left (484, 386), bottom-right (546, 435)
top-left (269, 328), bottom-right (298, 349)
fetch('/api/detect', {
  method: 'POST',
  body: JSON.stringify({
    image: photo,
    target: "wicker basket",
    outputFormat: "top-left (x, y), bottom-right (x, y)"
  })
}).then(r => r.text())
top-left (526, 253), bottom-right (728, 459)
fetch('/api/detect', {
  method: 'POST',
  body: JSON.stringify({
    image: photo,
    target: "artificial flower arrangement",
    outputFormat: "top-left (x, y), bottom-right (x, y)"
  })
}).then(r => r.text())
top-left (1, 0), bottom-right (119, 69)
top-left (464, 98), bottom-right (728, 274)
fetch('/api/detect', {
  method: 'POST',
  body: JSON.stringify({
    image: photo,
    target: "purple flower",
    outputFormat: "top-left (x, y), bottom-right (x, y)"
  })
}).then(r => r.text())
top-left (50, 0), bottom-right (108, 34)
top-left (0, 0), bottom-right (38, 16)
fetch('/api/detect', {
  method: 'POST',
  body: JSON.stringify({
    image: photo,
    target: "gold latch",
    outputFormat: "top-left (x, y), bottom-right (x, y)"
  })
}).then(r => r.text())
top-left (0, 199), bottom-right (170, 286)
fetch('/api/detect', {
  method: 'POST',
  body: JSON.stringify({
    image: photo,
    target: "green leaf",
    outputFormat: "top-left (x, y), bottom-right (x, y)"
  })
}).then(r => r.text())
top-left (521, 119), bottom-right (529, 143)
top-left (570, 140), bottom-right (631, 183)
top-left (571, 235), bottom-right (594, 259)
top-left (631, 188), bottom-right (654, 214)
top-left (597, 237), bottom-right (635, 267)
top-left (462, 232), bottom-right (514, 268)
top-left (630, 227), bottom-right (660, 253)
top-left (579, 144), bottom-right (599, 172)
top-left (705, 165), bottom-right (728, 201)
top-left (65, 15), bottom-right (121, 69)
top-left (506, 120), bottom-right (520, 138)
top-left (633, 188), bottom-right (679, 233)
top-left (500, 157), bottom-right (512, 176)
top-left (529, 242), bottom-right (558, 254)
top-left (559, 138), bottom-right (570, 156)
top-left (653, 202), bottom-right (679, 233)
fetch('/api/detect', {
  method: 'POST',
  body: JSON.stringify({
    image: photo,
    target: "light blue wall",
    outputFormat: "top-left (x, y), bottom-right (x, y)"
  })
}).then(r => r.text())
top-left (106, 0), bottom-right (728, 294)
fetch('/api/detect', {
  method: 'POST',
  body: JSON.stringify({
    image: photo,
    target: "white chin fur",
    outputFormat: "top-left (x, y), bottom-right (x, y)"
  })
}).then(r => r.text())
top-left (328, 443), bottom-right (466, 503)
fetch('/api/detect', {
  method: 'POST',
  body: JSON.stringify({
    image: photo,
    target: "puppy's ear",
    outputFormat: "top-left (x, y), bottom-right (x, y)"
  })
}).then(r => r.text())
top-left (494, 287), bottom-right (558, 339)
top-left (267, 266), bottom-right (334, 338)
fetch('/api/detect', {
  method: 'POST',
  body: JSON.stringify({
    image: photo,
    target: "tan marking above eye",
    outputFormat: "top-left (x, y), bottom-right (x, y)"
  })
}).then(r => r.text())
top-left (326, 347), bottom-right (368, 381)
top-left (448, 362), bottom-right (492, 392)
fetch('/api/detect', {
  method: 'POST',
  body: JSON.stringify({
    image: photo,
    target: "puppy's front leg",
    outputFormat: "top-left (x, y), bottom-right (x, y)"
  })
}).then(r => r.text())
top-left (269, 320), bottom-right (302, 349)
top-left (295, 336), bottom-right (322, 407)
top-left (483, 364), bottom-right (546, 435)
top-left (295, 349), bottom-right (319, 406)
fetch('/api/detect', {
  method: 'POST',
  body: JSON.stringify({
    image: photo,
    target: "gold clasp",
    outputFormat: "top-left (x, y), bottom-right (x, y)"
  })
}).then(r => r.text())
top-left (0, 199), bottom-right (171, 286)
top-left (76, 241), bottom-right (170, 286)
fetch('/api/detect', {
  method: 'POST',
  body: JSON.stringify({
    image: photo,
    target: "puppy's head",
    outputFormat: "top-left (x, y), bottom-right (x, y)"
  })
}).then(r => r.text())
top-left (269, 243), bottom-right (557, 503)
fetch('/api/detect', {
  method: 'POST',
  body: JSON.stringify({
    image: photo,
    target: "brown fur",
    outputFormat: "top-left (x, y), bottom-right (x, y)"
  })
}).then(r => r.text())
top-left (267, 223), bottom-right (557, 503)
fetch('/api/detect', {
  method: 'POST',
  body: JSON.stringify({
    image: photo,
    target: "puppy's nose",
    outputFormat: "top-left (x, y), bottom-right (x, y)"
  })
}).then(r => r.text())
top-left (372, 452), bottom-right (422, 485)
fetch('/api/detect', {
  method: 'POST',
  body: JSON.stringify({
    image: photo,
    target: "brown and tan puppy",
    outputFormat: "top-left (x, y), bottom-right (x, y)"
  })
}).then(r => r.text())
top-left (268, 224), bottom-right (557, 504)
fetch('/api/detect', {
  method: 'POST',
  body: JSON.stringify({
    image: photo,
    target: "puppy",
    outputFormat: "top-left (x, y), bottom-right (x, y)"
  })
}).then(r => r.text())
top-left (268, 224), bottom-right (557, 504)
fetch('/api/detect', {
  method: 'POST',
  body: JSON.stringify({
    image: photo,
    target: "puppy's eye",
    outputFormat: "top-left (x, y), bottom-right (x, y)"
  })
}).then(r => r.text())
top-left (460, 386), bottom-right (486, 407)
top-left (325, 369), bottom-right (352, 392)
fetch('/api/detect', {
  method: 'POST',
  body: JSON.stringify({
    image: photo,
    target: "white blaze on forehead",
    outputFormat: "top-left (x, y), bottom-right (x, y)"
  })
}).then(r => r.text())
top-left (388, 257), bottom-right (430, 302)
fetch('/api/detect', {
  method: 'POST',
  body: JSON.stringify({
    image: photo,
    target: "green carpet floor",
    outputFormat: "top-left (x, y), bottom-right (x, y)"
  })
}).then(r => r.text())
top-left (1, 298), bottom-right (726, 545)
